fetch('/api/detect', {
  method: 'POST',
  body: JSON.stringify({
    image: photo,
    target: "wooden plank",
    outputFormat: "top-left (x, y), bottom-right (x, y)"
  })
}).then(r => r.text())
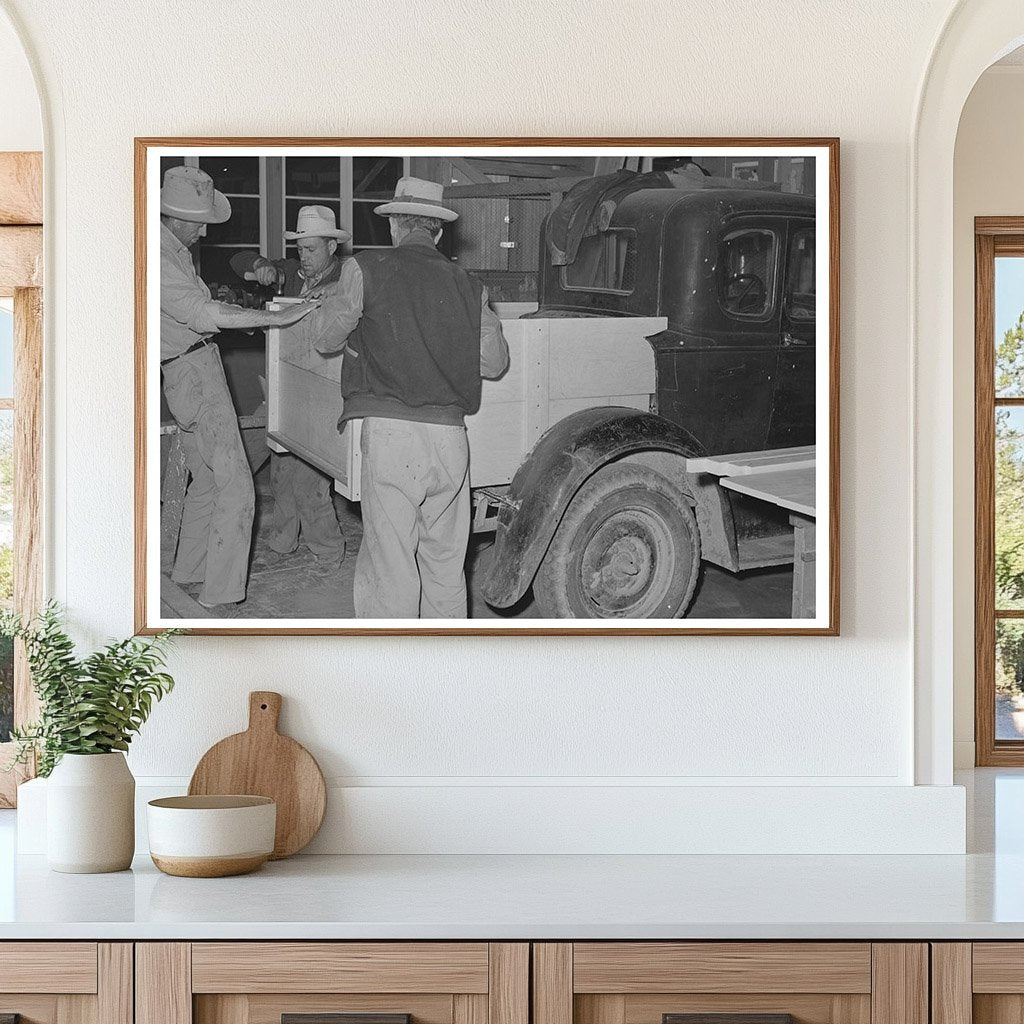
top-left (444, 177), bottom-right (584, 200)
top-left (545, 317), bottom-right (661, 401)
top-left (870, 945), bottom-right (927, 1024)
top-left (0, 226), bottom-right (42, 294)
top-left (13, 287), bottom-right (43, 731)
top-left (973, 995), bottom-right (1024, 1024)
top-left (685, 446), bottom-right (816, 476)
top-left (0, 943), bottom-right (97, 994)
top-left (976, 228), bottom-right (1000, 766)
top-left (57, 992), bottom-right (95, 1024)
top-left (0, 153), bottom-right (42, 225)
top-left (453, 995), bottom-right (487, 1024)
top-left (931, 944), bottom-right (972, 1024)
top-left (195, 995), bottom-right (248, 1024)
top-left (136, 943), bottom-right (192, 1024)
top-left (971, 944), bottom-right (1024, 991)
top-left (488, 945), bottom-right (528, 1024)
top-left (533, 945), bottom-right (572, 1024)
top-left (721, 467), bottom-right (816, 518)
top-left (572, 943), bottom-right (871, 994)
top-left (977, 217), bottom-right (1024, 236)
top-left (191, 943), bottom-right (489, 994)
top-left (520, 319), bottom-right (551, 453)
top-left (98, 945), bottom-right (133, 1024)
top-left (575, 996), bottom-right (624, 1024)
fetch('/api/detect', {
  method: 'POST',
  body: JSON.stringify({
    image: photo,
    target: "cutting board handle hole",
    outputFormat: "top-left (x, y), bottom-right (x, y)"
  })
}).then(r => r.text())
top-left (260, 703), bottom-right (268, 710)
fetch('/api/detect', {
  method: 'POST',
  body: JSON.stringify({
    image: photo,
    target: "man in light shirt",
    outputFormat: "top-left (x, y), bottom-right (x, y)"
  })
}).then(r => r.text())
top-left (160, 165), bottom-right (316, 611)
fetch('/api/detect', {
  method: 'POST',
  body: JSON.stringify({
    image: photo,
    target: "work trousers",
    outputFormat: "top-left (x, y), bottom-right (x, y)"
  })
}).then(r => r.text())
top-left (161, 344), bottom-right (255, 606)
top-left (354, 417), bottom-right (470, 619)
top-left (267, 452), bottom-right (345, 564)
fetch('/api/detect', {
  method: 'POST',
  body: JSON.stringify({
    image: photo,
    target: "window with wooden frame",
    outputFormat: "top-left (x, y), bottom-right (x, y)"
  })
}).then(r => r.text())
top-left (0, 151), bottom-right (44, 806)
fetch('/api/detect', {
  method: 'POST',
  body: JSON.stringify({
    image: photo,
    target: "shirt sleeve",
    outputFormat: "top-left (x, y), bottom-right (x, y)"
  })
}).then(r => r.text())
top-left (228, 250), bottom-right (262, 279)
top-left (309, 259), bottom-right (364, 354)
top-left (161, 250), bottom-right (220, 335)
top-left (479, 286), bottom-right (510, 379)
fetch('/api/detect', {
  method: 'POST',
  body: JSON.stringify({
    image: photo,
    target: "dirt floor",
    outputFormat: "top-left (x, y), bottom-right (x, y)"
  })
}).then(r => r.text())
top-left (163, 460), bottom-right (794, 621)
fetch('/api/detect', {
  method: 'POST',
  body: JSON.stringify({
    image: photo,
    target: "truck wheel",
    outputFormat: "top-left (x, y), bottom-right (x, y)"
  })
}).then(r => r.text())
top-left (533, 463), bottom-right (701, 619)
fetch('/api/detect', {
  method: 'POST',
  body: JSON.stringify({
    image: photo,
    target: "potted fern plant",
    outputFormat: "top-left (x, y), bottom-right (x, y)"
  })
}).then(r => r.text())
top-left (2, 603), bottom-right (179, 873)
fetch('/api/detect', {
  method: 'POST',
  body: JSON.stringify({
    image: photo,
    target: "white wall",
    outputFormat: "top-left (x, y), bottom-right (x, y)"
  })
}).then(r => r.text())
top-left (952, 66), bottom-right (1024, 768)
top-left (0, 6), bottom-right (39, 152)
top-left (0, 0), bottom-right (972, 852)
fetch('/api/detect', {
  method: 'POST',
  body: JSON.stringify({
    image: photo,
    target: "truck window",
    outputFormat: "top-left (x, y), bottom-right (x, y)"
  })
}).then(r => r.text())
top-left (785, 227), bottom-right (816, 321)
top-left (717, 228), bottom-right (777, 319)
top-left (562, 228), bottom-right (637, 294)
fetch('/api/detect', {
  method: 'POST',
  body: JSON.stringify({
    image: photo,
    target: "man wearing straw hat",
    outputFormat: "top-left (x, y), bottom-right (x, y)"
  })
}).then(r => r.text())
top-left (229, 205), bottom-right (352, 571)
top-left (160, 165), bottom-right (317, 611)
top-left (313, 176), bottom-right (509, 619)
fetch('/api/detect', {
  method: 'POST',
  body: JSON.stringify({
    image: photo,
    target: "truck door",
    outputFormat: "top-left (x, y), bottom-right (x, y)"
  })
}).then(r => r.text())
top-left (766, 222), bottom-right (816, 448)
top-left (694, 221), bottom-right (784, 453)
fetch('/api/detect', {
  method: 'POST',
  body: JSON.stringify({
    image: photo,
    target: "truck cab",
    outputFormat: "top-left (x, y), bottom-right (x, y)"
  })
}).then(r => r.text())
top-left (534, 186), bottom-right (817, 456)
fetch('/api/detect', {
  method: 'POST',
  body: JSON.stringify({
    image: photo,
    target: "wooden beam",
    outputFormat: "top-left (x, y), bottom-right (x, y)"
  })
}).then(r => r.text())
top-left (0, 153), bottom-right (42, 225)
top-left (444, 176), bottom-right (584, 199)
top-left (466, 158), bottom-right (585, 179)
top-left (0, 226), bottom-right (42, 294)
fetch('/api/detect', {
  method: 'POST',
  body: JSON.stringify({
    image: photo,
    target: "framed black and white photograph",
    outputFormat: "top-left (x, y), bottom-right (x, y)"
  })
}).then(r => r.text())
top-left (135, 138), bottom-right (839, 635)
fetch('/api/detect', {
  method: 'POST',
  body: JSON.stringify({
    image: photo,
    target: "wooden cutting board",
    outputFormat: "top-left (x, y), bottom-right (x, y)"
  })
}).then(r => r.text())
top-left (188, 691), bottom-right (326, 859)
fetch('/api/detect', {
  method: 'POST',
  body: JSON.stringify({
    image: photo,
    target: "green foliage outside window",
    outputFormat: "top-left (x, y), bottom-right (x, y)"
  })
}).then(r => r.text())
top-left (996, 311), bottom-right (1024, 693)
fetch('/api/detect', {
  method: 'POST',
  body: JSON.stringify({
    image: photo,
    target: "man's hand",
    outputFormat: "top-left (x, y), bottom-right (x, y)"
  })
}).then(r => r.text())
top-left (270, 300), bottom-right (319, 326)
top-left (251, 259), bottom-right (279, 288)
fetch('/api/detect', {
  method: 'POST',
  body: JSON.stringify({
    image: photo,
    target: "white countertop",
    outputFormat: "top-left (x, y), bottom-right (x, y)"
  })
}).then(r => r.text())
top-left (0, 769), bottom-right (1021, 941)
top-left (0, 846), bottom-right (1020, 941)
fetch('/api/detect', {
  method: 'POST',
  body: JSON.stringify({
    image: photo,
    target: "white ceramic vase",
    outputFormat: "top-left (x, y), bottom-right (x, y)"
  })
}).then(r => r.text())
top-left (46, 752), bottom-right (135, 873)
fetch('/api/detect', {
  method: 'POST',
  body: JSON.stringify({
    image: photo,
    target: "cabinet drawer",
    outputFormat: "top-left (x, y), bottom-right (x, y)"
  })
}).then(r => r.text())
top-left (0, 943), bottom-right (131, 1024)
top-left (139, 942), bottom-right (528, 1024)
top-left (534, 943), bottom-right (926, 1024)
top-left (0, 942), bottom-right (98, 993)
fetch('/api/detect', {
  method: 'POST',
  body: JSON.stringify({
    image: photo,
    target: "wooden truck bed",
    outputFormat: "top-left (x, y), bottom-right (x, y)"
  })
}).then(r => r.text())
top-left (266, 301), bottom-right (667, 502)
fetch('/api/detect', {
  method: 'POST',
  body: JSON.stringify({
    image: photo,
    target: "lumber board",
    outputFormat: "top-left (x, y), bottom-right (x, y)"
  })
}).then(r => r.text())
top-left (0, 152), bottom-right (42, 224)
top-left (0, 226), bottom-right (42, 294)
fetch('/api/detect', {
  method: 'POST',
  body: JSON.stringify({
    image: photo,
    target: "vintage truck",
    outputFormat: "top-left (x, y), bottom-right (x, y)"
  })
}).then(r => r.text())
top-left (266, 174), bottom-right (817, 619)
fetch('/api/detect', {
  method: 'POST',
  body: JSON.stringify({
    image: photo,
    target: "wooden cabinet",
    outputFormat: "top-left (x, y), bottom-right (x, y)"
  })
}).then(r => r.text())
top-left (532, 943), bottom-right (928, 1024)
top-left (0, 943), bottom-right (132, 1024)
top-left (933, 943), bottom-right (1023, 1024)
top-left (136, 944), bottom-right (528, 1024)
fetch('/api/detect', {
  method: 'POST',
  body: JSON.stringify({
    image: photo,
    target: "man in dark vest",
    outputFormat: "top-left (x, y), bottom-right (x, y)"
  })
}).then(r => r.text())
top-left (230, 206), bottom-right (350, 571)
top-left (311, 177), bottom-right (509, 618)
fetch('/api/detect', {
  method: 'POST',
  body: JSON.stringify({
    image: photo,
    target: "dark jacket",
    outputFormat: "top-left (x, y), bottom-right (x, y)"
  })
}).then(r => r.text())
top-left (339, 236), bottom-right (484, 426)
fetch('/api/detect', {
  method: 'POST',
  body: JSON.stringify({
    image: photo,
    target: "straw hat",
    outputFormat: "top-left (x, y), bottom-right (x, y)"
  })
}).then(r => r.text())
top-left (160, 166), bottom-right (231, 224)
top-left (374, 176), bottom-right (458, 222)
top-left (284, 205), bottom-right (352, 241)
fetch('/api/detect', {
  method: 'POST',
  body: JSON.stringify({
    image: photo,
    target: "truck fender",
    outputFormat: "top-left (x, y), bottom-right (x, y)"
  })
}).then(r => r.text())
top-left (481, 406), bottom-right (702, 609)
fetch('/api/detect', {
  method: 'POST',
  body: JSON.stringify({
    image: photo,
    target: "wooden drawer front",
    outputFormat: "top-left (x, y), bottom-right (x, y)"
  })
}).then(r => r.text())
top-left (973, 944), bottom-right (1024, 992)
top-left (572, 944), bottom-right (873, 994)
top-left (191, 943), bottom-right (490, 994)
top-left (0, 942), bottom-right (98, 993)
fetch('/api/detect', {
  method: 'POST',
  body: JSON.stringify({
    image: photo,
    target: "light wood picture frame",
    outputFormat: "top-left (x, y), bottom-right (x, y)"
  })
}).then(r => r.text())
top-left (135, 138), bottom-right (839, 636)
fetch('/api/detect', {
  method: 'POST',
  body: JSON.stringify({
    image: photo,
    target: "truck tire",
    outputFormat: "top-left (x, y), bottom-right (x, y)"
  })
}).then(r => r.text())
top-left (532, 462), bottom-right (701, 619)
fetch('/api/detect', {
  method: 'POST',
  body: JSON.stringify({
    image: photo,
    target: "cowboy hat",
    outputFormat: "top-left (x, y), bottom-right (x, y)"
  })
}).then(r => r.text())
top-left (374, 176), bottom-right (458, 222)
top-left (160, 166), bottom-right (231, 224)
top-left (284, 204), bottom-right (352, 241)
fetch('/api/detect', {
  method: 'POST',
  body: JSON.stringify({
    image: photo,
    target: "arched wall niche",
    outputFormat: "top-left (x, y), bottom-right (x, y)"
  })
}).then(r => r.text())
top-left (914, 1), bottom-right (1024, 785)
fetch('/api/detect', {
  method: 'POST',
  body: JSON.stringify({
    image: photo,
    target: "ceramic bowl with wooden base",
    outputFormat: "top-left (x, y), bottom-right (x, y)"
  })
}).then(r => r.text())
top-left (147, 795), bottom-right (276, 877)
